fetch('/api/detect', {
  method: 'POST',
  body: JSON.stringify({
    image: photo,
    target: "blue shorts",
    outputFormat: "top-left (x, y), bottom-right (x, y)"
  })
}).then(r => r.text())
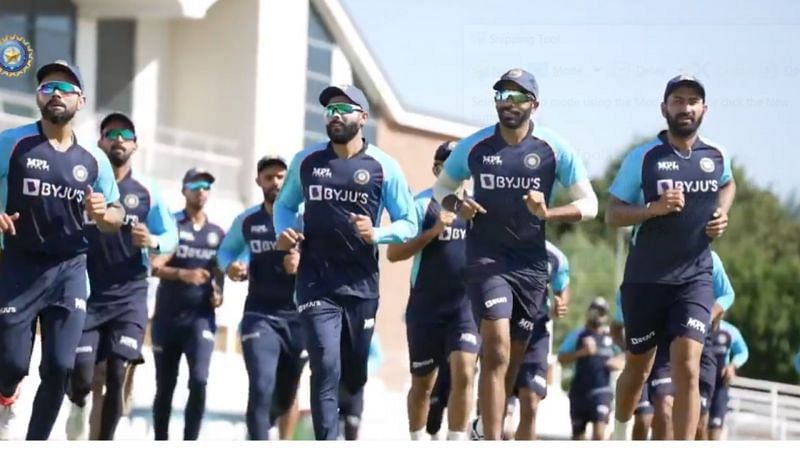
top-left (708, 382), bottom-right (729, 429)
top-left (570, 391), bottom-right (613, 435)
top-left (635, 385), bottom-right (654, 416)
top-left (648, 343), bottom-right (674, 398)
top-left (620, 279), bottom-right (714, 354)
top-left (699, 333), bottom-right (718, 414)
top-left (151, 315), bottom-right (217, 384)
top-left (514, 317), bottom-right (550, 398)
top-left (406, 294), bottom-right (480, 376)
top-left (0, 253), bottom-right (88, 382)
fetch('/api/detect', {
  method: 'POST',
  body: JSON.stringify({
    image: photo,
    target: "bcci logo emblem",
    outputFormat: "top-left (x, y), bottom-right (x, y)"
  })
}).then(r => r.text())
top-left (523, 153), bottom-right (541, 170)
top-left (353, 169), bottom-right (370, 185)
top-left (207, 232), bottom-right (219, 247)
top-left (0, 35), bottom-right (33, 77)
top-left (699, 157), bottom-right (715, 173)
top-left (73, 165), bottom-right (88, 182)
top-left (124, 194), bottom-right (139, 209)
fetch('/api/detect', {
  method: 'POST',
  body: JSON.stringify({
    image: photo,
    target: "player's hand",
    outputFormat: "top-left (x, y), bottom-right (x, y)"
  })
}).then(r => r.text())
top-left (131, 223), bottom-right (152, 248)
top-left (84, 185), bottom-right (108, 222)
top-left (457, 197), bottom-right (486, 222)
top-left (551, 295), bottom-right (569, 319)
top-left (276, 228), bottom-right (304, 251)
top-left (523, 190), bottom-right (548, 220)
top-left (179, 268), bottom-right (210, 286)
top-left (210, 284), bottom-right (223, 308)
top-left (722, 364), bottom-right (737, 385)
top-left (283, 249), bottom-right (300, 274)
top-left (226, 261), bottom-right (248, 281)
top-left (581, 336), bottom-right (597, 356)
top-left (705, 208), bottom-right (728, 238)
top-left (0, 212), bottom-right (20, 236)
top-left (433, 210), bottom-right (457, 233)
top-left (650, 188), bottom-right (685, 216)
top-left (350, 213), bottom-right (375, 244)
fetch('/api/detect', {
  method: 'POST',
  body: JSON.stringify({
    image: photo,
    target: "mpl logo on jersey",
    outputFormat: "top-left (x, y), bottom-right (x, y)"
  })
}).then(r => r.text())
top-left (175, 244), bottom-right (217, 260)
top-left (438, 226), bottom-right (466, 241)
top-left (478, 174), bottom-right (541, 191)
top-left (22, 178), bottom-right (85, 202)
top-left (312, 167), bottom-right (332, 178)
top-left (308, 184), bottom-right (369, 205)
top-left (482, 155), bottom-right (503, 166)
top-left (249, 239), bottom-right (279, 254)
top-left (26, 157), bottom-right (49, 171)
top-left (250, 224), bottom-right (269, 234)
top-left (656, 178), bottom-right (719, 195)
top-left (657, 161), bottom-right (679, 171)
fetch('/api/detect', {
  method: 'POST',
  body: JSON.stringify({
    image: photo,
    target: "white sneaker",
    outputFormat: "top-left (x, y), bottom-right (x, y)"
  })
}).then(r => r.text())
top-left (0, 404), bottom-right (16, 440)
top-left (469, 417), bottom-right (484, 440)
top-left (66, 403), bottom-right (88, 441)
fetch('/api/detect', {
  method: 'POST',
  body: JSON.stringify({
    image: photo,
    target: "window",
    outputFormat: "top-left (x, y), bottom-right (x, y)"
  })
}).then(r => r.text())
top-left (95, 19), bottom-right (135, 114)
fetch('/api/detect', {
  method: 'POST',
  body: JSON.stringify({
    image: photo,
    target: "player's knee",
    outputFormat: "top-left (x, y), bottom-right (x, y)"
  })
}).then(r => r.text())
top-left (450, 366), bottom-right (474, 391)
top-left (673, 357), bottom-right (700, 382)
top-left (481, 343), bottom-right (510, 370)
top-left (409, 375), bottom-right (435, 400)
top-left (188, 378), bottom-right (207, 393)
top-left (653, 397), bottom-right (673, 423)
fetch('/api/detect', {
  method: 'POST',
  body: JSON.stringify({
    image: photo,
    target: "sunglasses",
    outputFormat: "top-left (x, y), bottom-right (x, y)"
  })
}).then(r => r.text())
top-left (494, 90), bottom-right (533, 104)
top-left (184, 181), bottom-right (211, 192)
top-left (324, 103), bottom-right (363, 119)
top-left (37, 81), bottom-right (82, 96)
top-left (104, 128), bottom-right (136, 141)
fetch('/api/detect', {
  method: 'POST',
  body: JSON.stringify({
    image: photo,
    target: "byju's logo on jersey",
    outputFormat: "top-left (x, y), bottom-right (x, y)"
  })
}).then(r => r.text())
top-left (699, 157), bottom-right (715, 173)
top-left (176, 245), bottom-right (217, 260)
top-left (22, 178), bottom-right (85, 202)
top-left (523, 153), bottom-right (541, 170)
top-left (656, 178), bottom-right (718, 195)
top-left (482, 155), bottom-right (503, 166)
top-left (479, 174), bottom-right (541, 191)
top-left (26, 158), bottom-right (49, 171)
top-left (312, 167), bottom-right (332, 178)
top-left (658, 161), bottom-right (679, 171)
top-left (249, 239), bottom-right (278, 254)
top-left (73, 164), bottom-right (88, 182)
top-left (308, 185), bottom-right (369, 205)
top-left (353, 169), bottom-right (370, 185)
top-left (438, 226), bottom-right (466, 241)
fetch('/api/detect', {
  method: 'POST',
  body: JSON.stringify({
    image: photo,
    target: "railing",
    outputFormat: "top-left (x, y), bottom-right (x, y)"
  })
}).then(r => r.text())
top-left (727, 376), bottom-right (800, 439)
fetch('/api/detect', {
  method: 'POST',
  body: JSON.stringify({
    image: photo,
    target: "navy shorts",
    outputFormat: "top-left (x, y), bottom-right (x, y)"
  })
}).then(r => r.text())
top-left (514, 317), bottom-right (550, 398)
top-left (151, 315), bottom-right (217, 384)
top-left (620, 279), bottom-right (714, 354)
top-left (708, 383), bottom-right (729, 429)
top-left (406, 294), bottom-right (480, 376)
top-left (77, 282), bottom-right (149, 363)
top-left (0, 253), bottom-right (88, 382)
top-left (570, 391), bottom-right (613, 435)
top-left (635, 384), bottom-right (654, 416)
top-left (699, 334), bottom-right (718, 414)
top-left (648, 343), bottom-right (674, 398)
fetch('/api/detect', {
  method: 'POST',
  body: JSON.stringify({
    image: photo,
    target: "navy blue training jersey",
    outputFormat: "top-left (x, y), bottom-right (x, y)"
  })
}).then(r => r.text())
top-left (442, 123), bottom-right (588, 278)
top-left (85, 170), bottom-right (178, 300)
top-left (559, 327), bottom-right (617, 396)
top-left (408, 188), bottom-right (469, 305)
top-left (217, 204), bottom-right (296, 316)
top-left (154, 211), bottom-right (224, 322)
top-left (274, 140), bottom-right (417, 301)
top-left (0, 122), bottom-right (120, 259)
top-left (609, 131), bottom-right (733, 284)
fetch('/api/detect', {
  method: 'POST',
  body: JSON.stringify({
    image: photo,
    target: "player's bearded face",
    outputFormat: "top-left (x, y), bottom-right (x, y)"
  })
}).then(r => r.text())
top-left (665, 107), bottom-right (705, 138)
top-left (258, 167), bottom-right (286, 203)
top-left (37, 91), bottom-right (79, 125)
top-left (107, 142), bottom-right (134, 167)
top-left (663, 86), bottom-right (706, 138)
top-left (326, 117), bottom-right (361, 144)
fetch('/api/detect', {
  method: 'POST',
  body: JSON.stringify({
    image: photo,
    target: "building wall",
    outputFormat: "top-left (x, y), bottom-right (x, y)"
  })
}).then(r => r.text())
top-left (373, 115), bottom-right (458, 390)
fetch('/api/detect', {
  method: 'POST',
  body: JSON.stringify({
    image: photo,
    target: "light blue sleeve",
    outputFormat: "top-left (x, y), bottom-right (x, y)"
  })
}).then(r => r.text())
top-left (719, 146), bottom-right (733, 185)
top-left (367, 147), bottom-right (418, 245)
top-left (1, 124), bottom-right (39, 213)
top-left (722, 321), bottom-right (748, 368)
top-left (142, 177), bottom-right (178, 254)
top-left (442, 126), bottom-right (494, 182)
top-left (546, 242), bottom-right (570, 294)
top-left (217, 208), bottom-right (254, 271)
top-left (88, 146), bottom-right (120, 204)
top-left (613, 291), bottom-right (624, 325)
top-left (274, 147), bottom-right (316, 235)
top-left (534, 126), bottom-right (588, 189)
top-left (557, 328), bottom-right (583, 354)
top-left (794, 351), bottom-right (800, 375)
top-left (608, 140), bottom-right (660, 205)
top-left (711, 251), bottom-right (735, 311)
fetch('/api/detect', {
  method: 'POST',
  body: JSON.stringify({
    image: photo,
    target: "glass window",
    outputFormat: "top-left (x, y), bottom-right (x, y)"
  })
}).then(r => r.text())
top-left (95, 19), bottom-right (135, 114)
top-left (307, 44), bottom-right (332, 76)
top-left (308, 4), bottom-right (333, 43)
top-left (305, 74), bottom-right (330, 105)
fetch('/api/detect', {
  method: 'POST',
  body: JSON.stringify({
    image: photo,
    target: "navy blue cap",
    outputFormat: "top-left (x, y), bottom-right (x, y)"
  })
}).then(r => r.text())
top-left (434, 140), bottom-right (457, 162)
top-left (100, 112), bottom-right (136, 135)
top-left (319, 84), bottom-right (370, 114)
top-left (664, 74), bottom-right (706, 101)
top-left (183, 167), bottom-right (215, 185)
top-left (493, 68), bottom-right (539, 99)
top-left (589, 297), bottom-right (610, 312)
top-left (36, 60), bottom-right (84, 90)
top-left (257, 154), bottom-right (287, 173)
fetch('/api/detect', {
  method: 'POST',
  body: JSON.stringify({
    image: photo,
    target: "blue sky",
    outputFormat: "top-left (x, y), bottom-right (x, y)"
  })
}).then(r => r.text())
top-left (341, 0), bottom-right (800, 198)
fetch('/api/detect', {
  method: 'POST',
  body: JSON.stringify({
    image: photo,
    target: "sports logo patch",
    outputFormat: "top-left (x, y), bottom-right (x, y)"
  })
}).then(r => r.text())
top-left (124, 193), bottom-right (139, 209)
top-left (73, 165), bottom-right (88, 182)
top-left (353, 169), bottom-right (370, 185)
top-left (700, 157), bottom-right (715, 173)
top-left (524, 153), bottom-right (541, 170)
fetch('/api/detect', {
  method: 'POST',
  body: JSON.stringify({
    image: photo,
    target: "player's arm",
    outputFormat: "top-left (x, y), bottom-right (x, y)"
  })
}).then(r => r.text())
top-left (610, 291), bottom-right (626, 349)
top-left (372, 159), bottom-right (418, 245)
top-left (556, 330), bottom-right (585, 365)
top-left (144, 184), bottom-right (179, 254)
top-left (89, 149), bottom-right (124, 232)
top-left (710, 252), bottom-right (735, 321)
top-left (432, 140), bottom-right (483, 215)
top-left (151, 252), bottom-right (182, 280)
top-left (728, 325), bottom-right (749, 369)
top-left (550, 258), bottom-right (571, 318)
top-left (217, 213), bottom-right (249, 277)
top-left (538, 137), bottom-right (598, 223)
top-left (274, 153), bottom-right (305, 249)
top-left (386, 198), bottom-right (438, 262)
top-left (717, 155), bottom-right (736, 216)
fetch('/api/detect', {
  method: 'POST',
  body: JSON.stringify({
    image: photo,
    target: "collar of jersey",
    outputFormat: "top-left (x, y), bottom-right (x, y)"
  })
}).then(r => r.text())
top-left (493, 121), bottom-right (535, 146)
top-left (37, 120), bottom-right (78, 152)
top-left (657, 130), bottom-right (709, 154)
top-left (326, 138), bottom-right (369, 158)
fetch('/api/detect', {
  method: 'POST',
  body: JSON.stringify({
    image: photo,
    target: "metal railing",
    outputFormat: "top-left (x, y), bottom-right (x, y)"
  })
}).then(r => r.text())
top-left (727, 376), bottom-right (800, 439)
